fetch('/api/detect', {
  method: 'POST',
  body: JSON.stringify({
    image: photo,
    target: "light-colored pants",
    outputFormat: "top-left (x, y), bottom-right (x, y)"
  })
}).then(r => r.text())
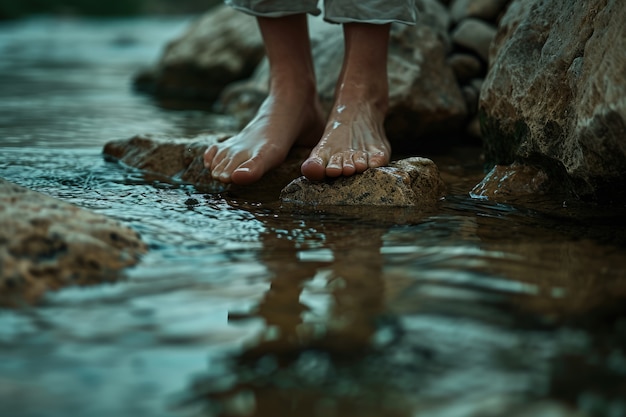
top-left (225, 0), bottom-right (417, 25)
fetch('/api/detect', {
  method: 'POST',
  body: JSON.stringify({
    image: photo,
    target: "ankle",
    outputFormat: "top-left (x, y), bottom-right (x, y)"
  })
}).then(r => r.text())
top-left (269, 71), bottom-right (317, 98)
top-left (335, 79), bottom-right (389, 114)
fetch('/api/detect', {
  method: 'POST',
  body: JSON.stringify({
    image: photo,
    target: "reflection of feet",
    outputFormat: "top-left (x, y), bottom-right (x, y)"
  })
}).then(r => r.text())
top-left (301, 82), bottom-right (391, 181)
top-left (204, 84), bottom-right (325, 185)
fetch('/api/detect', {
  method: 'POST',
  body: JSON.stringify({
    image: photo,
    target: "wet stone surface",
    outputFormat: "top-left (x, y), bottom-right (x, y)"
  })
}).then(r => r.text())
top-left (0, 179), bottom-right (147, 306)
top-left (280, 157), bottom-right (446, 207)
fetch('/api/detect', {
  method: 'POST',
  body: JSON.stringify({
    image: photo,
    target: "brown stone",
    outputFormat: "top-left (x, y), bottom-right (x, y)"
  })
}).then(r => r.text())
top-left (280, 157), bottom-right (446, 207)
top-left (479, 0), bottom-right (626, 202)
top-left (103, 132), bottom-right (226, 185)
top-left (0, 179), bottom-right (147, 306)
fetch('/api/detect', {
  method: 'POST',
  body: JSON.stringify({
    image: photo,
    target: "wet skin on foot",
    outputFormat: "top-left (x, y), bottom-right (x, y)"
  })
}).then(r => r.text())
top-left (203, 91), bottom-right (325, 185)
top-left (300, 96), bottom-right (391, 182)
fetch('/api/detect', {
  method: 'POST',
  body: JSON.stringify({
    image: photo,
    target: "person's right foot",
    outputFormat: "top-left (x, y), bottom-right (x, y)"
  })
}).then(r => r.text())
top-left (204, 83), bottom-right (325, 185)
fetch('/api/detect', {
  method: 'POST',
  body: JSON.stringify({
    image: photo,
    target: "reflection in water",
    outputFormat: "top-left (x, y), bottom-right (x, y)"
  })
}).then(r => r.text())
top-left (184, 215), bottom-right (399, 417)
top-left (177, 197), bottom-right (626, 417)
top-left (1, 16), bottom-right (626, 417)
top-left (245, 217), bottom-right (387, 357)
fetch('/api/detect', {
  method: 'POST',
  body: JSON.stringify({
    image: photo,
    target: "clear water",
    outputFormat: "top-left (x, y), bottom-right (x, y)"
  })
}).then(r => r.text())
top-left (1, 16), bottom-right (626, 417)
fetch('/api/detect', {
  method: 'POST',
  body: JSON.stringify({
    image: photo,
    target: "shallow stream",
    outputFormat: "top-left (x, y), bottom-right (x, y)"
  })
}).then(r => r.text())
top-left (1, 15), bottom-right (626, 417)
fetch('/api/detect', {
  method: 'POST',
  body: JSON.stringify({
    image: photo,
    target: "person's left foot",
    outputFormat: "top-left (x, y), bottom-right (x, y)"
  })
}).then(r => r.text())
top-left (204, 80), bottom-right (325, 185)
top-left (301, 82), bottom-right (391, 181)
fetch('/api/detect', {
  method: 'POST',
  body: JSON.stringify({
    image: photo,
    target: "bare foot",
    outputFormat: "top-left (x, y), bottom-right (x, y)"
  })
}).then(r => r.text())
top-left (301, 22), bottom-right (392, 182)
top-left (301, 83), bottom-right (391, 181)
top-left (204, 85), bottom-right (325, 185)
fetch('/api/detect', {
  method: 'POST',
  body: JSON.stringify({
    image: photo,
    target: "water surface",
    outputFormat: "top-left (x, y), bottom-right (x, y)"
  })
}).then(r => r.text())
top-left (1, 16), bottom-right (626, 417)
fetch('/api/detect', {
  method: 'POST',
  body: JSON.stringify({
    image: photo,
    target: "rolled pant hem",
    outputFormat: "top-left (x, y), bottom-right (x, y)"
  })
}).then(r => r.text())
top-left (323, 16), bottom-right (416, 25)
top-left (226, 4), bottom-right (322, 18)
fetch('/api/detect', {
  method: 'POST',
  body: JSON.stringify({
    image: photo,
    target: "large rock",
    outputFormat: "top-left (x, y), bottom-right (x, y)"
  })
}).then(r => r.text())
top-left (280, 158), bottom-right (446, 207)
top-left (479, 0), bottom-right (626, 202)
top-left (0, 179), bottom-right (146, 306)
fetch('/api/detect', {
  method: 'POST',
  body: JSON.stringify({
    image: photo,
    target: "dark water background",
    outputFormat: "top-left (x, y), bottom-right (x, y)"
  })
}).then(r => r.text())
top-left (1, 15), bottom-right (626, 417)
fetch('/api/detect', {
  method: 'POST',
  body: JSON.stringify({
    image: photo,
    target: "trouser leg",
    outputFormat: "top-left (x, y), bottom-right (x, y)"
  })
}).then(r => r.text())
top-left (224, 0), bottom-right (321, 17)
top-left (324, 0), bottom-right (417, 25)
top-left (224, 0), bottom-right (417, 24)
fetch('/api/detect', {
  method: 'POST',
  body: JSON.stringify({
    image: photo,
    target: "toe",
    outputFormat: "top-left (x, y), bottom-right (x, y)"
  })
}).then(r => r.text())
top-left (368, 151), bottom-right (389, 169)
top-left (211, 158), bottom-right (232, 183)
top-left (301, 156), bottom-right (327, 181)
top-left (342, 153), bottom-right (356, 176)
top-left (204, 145), bottom-right (218, 169)
top-left (231, 158), bottom-right (264, 185)
top-left (353, 152), bottom-right (369, 173)
top-left (326, 154), bottom-right (343, 177)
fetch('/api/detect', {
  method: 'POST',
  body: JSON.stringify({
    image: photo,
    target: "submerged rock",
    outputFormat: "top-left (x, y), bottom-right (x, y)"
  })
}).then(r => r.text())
top-left (0, 179), bottom-right (146, 306)
top-left (280, 158), bottom-right (446, 207)
top-left (479, 0), bottom-right (626, 202)
top-left (103, 132), bottom-right (226, 186)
